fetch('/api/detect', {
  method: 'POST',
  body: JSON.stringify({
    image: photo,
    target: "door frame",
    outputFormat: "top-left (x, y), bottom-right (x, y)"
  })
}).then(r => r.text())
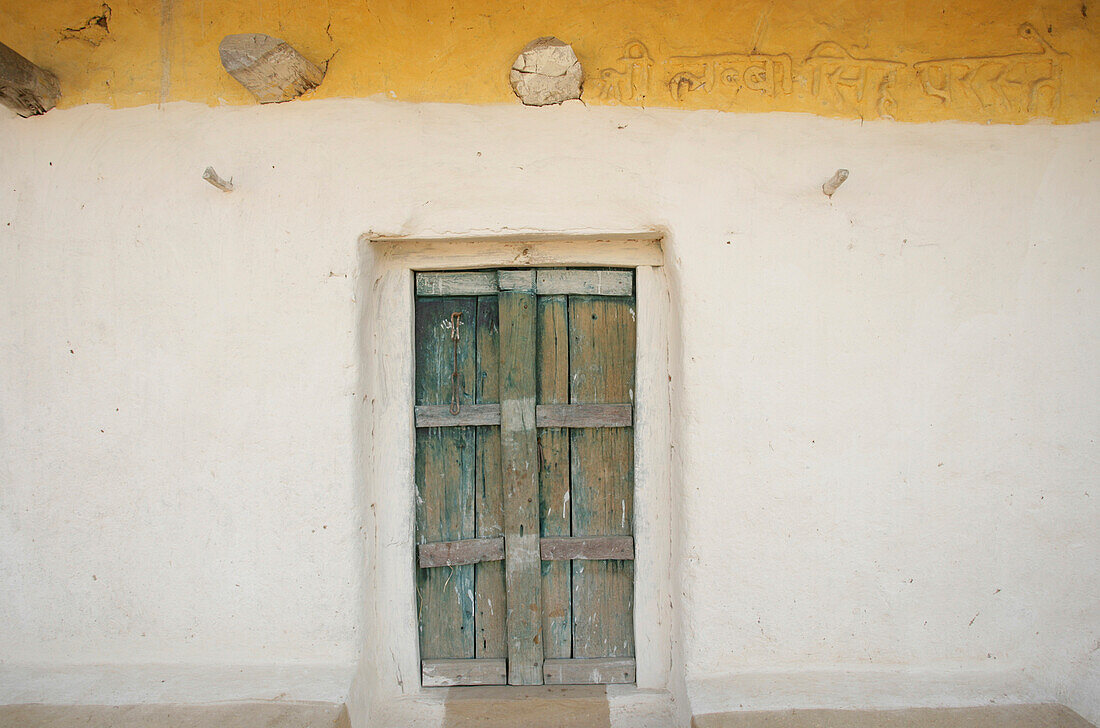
top-left (355, 233), bottom-right (675, 709)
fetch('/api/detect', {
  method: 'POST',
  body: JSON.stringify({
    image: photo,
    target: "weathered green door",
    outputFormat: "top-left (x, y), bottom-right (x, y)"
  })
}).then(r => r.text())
top-left (414, 268), bottom-right (636, 687)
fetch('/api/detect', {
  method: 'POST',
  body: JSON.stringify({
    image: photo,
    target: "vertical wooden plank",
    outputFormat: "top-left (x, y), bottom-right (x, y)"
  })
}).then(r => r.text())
top-left (415, 297), bottom-right (478, 660)
top-left (569, 293), bottom-right (636, 659)
top-left (474, 296), bottom-right (506, 658)
top-left (538, 295), bottom-right (572, 660)
top-left (498, 290), bottom-right (543, 685)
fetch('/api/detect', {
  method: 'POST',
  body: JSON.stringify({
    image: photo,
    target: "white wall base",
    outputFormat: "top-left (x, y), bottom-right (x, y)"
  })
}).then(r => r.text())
top-left (0, 663), bottom-right (355, 705)
top-left (687, 666), bottom-right (1048, 717)
top-left (1065, 651), bottom-right (1100, 726)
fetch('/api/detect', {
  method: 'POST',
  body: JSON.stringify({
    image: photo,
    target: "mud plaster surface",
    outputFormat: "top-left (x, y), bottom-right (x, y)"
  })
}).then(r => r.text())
top-left (442, 685), bottom-right (610, 728)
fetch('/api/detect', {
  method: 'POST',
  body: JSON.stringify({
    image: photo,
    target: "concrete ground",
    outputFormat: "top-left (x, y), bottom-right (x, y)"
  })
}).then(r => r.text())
top-left (693, 704), bottom-right (1096, 728)
top-left (0, 701), bottom-right (1094, 727)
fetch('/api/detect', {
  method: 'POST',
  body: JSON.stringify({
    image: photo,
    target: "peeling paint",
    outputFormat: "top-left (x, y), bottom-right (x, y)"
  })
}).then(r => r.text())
top-left (58, 3), bottom-right (112, 46)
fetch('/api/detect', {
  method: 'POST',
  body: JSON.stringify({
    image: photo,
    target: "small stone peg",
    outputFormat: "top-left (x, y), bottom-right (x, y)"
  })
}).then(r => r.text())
top-left (203, 166), bottom-right (234, 192)
top-left (823, 169), bottom-right (849, 197)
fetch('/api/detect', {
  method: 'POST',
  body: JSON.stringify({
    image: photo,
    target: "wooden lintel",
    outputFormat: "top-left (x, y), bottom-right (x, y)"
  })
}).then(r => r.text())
top-left (418, 537), bottom-right (505, 568)
top-left (0, 42), bottom-right (61, 117)
top-left (536, 403), bottom-right (632, 428)
top-left (539, 536), bottom-right (634, 561)
top-left (422, 658), bottom-right (508, 687)
top-left (219, 33), bottom-right (324, 103)
top-left (415, 404), bottom-right (501, 427)
top-left (543, 657), bottom-right (636, 685)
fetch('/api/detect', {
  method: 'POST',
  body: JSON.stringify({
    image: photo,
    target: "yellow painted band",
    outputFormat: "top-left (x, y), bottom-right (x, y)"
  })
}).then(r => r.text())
top-left (2, 0), bottom-right (1098, 123)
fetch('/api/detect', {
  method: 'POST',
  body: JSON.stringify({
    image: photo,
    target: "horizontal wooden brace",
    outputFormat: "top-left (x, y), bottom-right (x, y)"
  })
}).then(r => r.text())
top-left (415, 403), bottom-right (632, 428)
top-left (536, 403), bottom-right (632, 428)
top-left (536, 269), bottom-right (633, 296)
top-left (539, 536), bottom-right (634, 561)
top-left (415, 404), bottom-right (501, 427)
top-left (542, 657), bottom-right (636, 685)
top-left (420, 536), bottom-right (633, 566)
top-left (422, 658), bottom-right (508, 687)
top-left (415, 269), bottom-right (634, 296)
top-left (416, 270), bottom-right (499, 296)
top-left (498, 269), bottom-right (535, 291)
top-left (418, 537), bottom-right (505, 568)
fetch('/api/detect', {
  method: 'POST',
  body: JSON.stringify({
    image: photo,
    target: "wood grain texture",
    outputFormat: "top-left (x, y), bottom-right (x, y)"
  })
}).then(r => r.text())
top-left (371, 235), bottom-right (664, 271)
top-left (415, 404), bottom-right (500, 427)
top-left (542, 657), bottom-right (636, 685)
top-left (413, 269), bottom-right (637, 683)
top-left (537, 295), bottom-right (572, 660)
top-left (218, 34), bottom-right (324, 103)
top-left (540, 536), bottom-right (634, 561)
top-left (415, 296), bottom-right (477, 660)
top-left (421, 658), bottom-right (508, 687)
top-left (0, 42), bottom-right (61, 117)
top-left (497, 269), bottom-right (535, 291)
top-left (569, 294), bottom-right (636, 660)
top-left (536, 404), bottom-right (632, 428)
top-left (474, 296), bottom-right (506, 659)
top-left (498, 290), bottom-right (543, 684)
top-left (537, 269), bottom-right (633, 296)
top-left (416, 270), bottom-right (498, 296)
top-left (418, 537), bottom-right (504, 568)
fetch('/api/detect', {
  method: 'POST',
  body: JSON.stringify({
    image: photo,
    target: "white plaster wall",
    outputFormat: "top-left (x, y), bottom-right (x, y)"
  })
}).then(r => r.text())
top-left (0, 103), bottom-right (366, 702)
top-left (0, 100), bottom-right (1097, 724)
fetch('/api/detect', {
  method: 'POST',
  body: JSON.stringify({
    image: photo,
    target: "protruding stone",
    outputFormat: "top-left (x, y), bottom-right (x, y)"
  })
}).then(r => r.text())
top-left (822, 169), bottom-right (850, 197)
top-left (0, 42), bottom-right (61, 117)
top-left (219, 33), bottom-right (324, 104)
top-left (202, 166), bottom-right (234, 192)
top-left (509, 37), bottom-right (583, 106)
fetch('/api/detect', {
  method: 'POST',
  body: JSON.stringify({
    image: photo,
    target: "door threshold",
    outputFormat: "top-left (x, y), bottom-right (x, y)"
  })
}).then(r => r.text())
top-left (442, 685), bottom-right (611, 728)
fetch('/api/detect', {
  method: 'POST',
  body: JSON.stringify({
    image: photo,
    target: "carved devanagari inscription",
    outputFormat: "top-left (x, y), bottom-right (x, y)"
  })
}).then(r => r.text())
top-left (589, 23), bottom-right (1070, 122)
top-left (803, 43), bottom-right (905, 119)
top-left (913, 24), bottom-right (1065, 115)
top-left (595, 41), bottom-right (655, 104)
top-left (666, 52), bottom-right (793, 104)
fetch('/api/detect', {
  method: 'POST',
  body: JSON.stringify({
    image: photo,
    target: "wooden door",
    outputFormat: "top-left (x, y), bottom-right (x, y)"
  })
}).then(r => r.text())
top-left (414, 268), bottom-right (636, 687)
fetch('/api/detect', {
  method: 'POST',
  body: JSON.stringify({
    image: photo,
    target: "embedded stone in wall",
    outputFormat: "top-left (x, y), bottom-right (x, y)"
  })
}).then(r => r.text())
top-left (510, 37), bottom-right (583, 106)
top-left (219, 33), bottom-right (324, 104)
top-left (0, 41), bottom-right (61, 117)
